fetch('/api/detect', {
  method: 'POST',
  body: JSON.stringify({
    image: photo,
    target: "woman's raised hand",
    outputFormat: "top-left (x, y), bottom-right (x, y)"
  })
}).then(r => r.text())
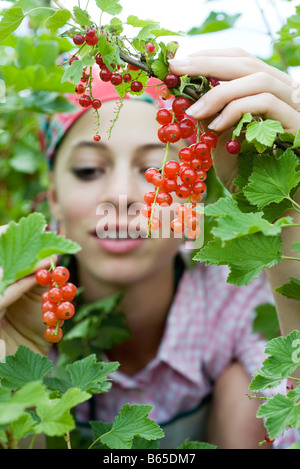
top-left (169, 47), bottom-right (300, 193)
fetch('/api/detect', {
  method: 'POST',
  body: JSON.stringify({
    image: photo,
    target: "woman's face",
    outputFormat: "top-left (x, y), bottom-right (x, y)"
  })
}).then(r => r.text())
top-left (48, 99), bottom-right (186, 286)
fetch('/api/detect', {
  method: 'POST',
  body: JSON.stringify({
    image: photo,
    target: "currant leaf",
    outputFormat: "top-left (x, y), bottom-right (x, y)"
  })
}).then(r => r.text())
top-left (0, 345), bottom-right (52, 390)
top-left (0, 213), bottom-right (81, 294)
top-left (100, 403), bottom-right (164, 449)
top-left (243, 149), bottom-right (300, 209)
top-left (245, 118), bottom-right (284, 147)
top-left (275, 277), bottom-right (300, 301)
top-left (95, 0), bottom-right (123, 16)
top-left (0, 6), bottom-right (25, 44)
top-left (204, 197), bottom-right (292, 241)
top-left (193, 233), bottom-right (283, 286)
top-left (45, 9), bottom-right (72, 33)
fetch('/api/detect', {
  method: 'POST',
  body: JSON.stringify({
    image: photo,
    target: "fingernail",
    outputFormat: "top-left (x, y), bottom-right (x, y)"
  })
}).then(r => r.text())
top-left (208, 114), bottom-right (222, 130)
top-left (185, 99), bottom-right (205, 117)
top-left (168, 58), bottom-right (191, 68)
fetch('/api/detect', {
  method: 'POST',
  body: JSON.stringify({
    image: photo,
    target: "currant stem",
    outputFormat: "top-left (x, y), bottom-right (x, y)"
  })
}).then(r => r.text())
top-left (281, 255), bottom-right (300, 262)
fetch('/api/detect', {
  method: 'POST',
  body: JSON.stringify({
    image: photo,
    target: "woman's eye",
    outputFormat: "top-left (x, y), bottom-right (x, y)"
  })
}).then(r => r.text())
top-left (72, 167), bottom-right (104, 180)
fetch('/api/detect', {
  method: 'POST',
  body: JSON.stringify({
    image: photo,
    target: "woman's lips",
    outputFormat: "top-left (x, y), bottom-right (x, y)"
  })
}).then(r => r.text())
top-left (91, 229), bottom-right (148, 253)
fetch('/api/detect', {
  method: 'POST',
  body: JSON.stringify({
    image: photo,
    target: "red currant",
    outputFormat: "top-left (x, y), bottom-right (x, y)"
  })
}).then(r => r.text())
top-left (180, 168), bottom-right (197, 184)
top-left (145, 42), bottom-right (155, 53)
top-left (92, 98), bottom-right (102, 109)
top-left (200, 131), bottom-right (218, 149)
top-left (42, 311), bottom-right (60, 327)
top-left (94, 135), bottom-right (101, 142)
top-left (79, 94), bottom-right (92, 107)
top-left (56, 301), bottom-right (75, 320)
top-left (145, 167), bottom-right (159, 183)
top-left (157, 126), bottom-right (168, 143)
top-left (41, 300), bottom-right (57, 314)
top-left (164, 160), bottom-right (180, 177)
top-left (111, 73), bottom-right (123, 86)
top-left (179, 147), bottom-right (193, 163)
top-left (172, 97), bottom-right (191, 115)
top-left (61, 283), bottom-right (77, 301)
top-left (164, 73), bottom-right (180, 88)
top-left (149, 216), bottom-right (161, 231)
top-left (201, 157), bottom-right (213, 171)
top-left (123, 73), bottom-right (132, 83)
top-left (156, 192), bottom-right (173, 205)
top-left (179, 119), bottom-right (196, 139)
top-left (52, 266), bottom-right (70, 285)
top-left (35, 269), bottom-right (52, 287)
top-left (226, 139), bottom-right (241, 155)
top-left (44, 326), bottom-right (63, 343)
top-left (85, 35), bottom-right (99, 46)
top-left (99, 68), bottom-right (112, 82)
top-left (194, 142), bottom-right (210, 159)
top-left (156, 109), bottom-right (172, 125)
top-left (130, 81), bottom-right (143, 92)
top-left (73, 33), bottom-right (85, 45)
top-left (160, 86), bottom-right (172, 100)
top-left (163, 177), bottom-right (177, 193)
top-left (176, 184), bottom-right (191, 199)
top-left (95, 53), bottom-right (104, 66)
top-left (75, 84), bottom-right (85, 94)
top-left (164, 123), bottom-right (182, 143)
top-left (69, 56), bottom-right (79, 66)
top-left (170, 218), bottom-right (185, 234)
top-left (48, 287), bottom-right (63, 303)
top-left (86, 27), bottom-right (96, 37)
top-left (152, 172), bottom-right (165, 188)
top-left (144, 191), bottom-right (156, 204)
top-left (192, 180), bottom-right (207, 194)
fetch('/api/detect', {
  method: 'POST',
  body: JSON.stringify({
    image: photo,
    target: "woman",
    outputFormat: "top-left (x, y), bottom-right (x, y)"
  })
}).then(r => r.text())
top-left (0, 48), bottom-right (299, 449)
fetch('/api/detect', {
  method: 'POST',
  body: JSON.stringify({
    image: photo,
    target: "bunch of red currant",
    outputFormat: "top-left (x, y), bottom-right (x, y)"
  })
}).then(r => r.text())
top-left (141, 92), bottom-right (218, 239)
top-left (35, 265), bottom-right (77, 343)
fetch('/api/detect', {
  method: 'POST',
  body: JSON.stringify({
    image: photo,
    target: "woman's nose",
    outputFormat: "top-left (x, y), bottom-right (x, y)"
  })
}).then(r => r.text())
top-left (101, 164), bottom-right (141, 208)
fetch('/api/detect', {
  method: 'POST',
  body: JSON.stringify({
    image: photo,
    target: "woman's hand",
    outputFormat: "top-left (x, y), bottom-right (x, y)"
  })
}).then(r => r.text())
top-left (0, 225), bottom-right (55, 357)
top-left (169, 47), bottom-right (300, 193)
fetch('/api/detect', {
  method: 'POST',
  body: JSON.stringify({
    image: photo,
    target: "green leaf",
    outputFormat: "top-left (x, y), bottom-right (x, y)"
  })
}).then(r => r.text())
top-left (34, 387), bottom-right (91, 437)
top-left (177, 439), bottom-right (217, 449)
top-left (232, 113), bottom-right (253, 138)
top-left (73, 6), bottom-right (93, 27)
top-left (0, 7), bottom-right (25, 44)
top-left (136, 23), bottom-right (160, 40)
top-left (100, 404), bottom-right (164, 449)
top-left (126, 15), bottom-right (156, 27)
top-left (257, 330), bottom-right (300, 379)
top-left (0, 213), bottom-right (81, 294)
top-left (292, 241), bottom-right (300, 256)
top-left (245, 119), bottom-right (284, 147)
top-left (65, 354), bottom-right (119, 393)
top-left (45, 9), bottom-right (72, 33)
top-left (0, 345), bottom-right (53, 390)
top-left (10, 412), bottom-right (37, 442)
top-left (95, 0), bottom-right (122, 15)
top-left (275, 277), bottom-right (300, 301)
top-left (291, 128), bottom-right (300, 149)
top-left (253, 302), bottom-right (280, 341)
top-left (187, 11), bottom-right (241, 35)
top-left (0, 381), bottom-right (47, 426)
top-left (243, 149), bottom-right (300, 209)
top-left (204, 197), bottom-right (290, 241)
top-left (193, 233), bottom-right (282, 286)
top-left (249, 370), bottom-right (283, 392)
top-left (61, 59), bottom-right (85, 84)
top-left (257, 392), bottom-right (300, 440)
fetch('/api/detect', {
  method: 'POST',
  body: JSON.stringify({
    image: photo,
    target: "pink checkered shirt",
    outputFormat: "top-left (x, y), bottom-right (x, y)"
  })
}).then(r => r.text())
top-left (74, 260), bottom-right (300, 447)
